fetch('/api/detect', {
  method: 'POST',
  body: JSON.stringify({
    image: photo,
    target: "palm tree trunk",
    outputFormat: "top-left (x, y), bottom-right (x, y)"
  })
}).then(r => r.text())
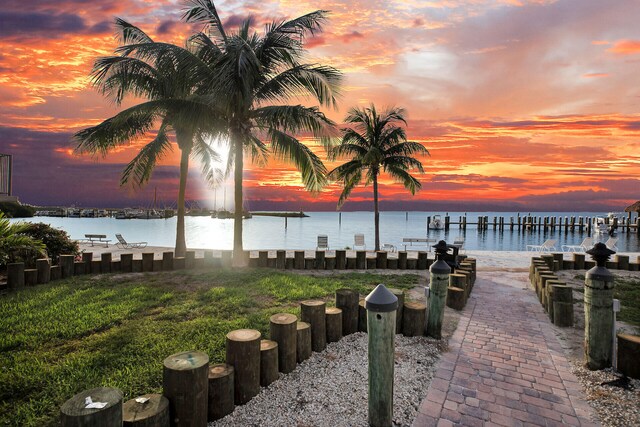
top-left (373, 172), bottom-right (380, 251)
top-left (175, 143), bottom-right (191, 258)
top-left (232, 129), bottom-right (245, 266)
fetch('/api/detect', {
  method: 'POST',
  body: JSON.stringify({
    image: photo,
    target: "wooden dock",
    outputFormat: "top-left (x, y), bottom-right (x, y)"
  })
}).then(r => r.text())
top-left (426, 214), bottom-right (640, 234)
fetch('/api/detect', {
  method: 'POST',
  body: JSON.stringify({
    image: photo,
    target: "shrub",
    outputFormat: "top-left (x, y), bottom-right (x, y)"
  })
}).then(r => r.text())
top-left (0, 213), bottom-right (46, 269)
top-left (22, 222), bottom-right (79, 264)
top-left (0, 201), bottom-right (35, 218)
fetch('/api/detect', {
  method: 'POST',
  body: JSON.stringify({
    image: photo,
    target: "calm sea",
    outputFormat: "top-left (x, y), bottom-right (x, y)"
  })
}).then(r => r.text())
top-left (11, 211), bottom-right (640, 252)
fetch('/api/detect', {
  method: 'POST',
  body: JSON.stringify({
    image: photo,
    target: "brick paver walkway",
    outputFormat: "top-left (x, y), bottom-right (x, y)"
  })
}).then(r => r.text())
top-left (413, 272), bottom-right (599, 427)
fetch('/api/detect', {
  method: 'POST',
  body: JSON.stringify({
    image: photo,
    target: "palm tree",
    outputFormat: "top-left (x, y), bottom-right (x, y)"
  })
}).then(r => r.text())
top-left (328, 105), bottom-right (429, 251)
top-left (183, 0), bottom-right (342, 265)
top-left (74, 19), bottom-right (223, 257)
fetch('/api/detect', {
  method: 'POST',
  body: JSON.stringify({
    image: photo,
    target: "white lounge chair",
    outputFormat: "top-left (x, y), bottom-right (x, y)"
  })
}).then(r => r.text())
top-left (562, 237), bottom-right (593, 253)
top-left (526, 239), bottom-right (557, 252)
top-left (381, 243), bottom-right (397, 252)
top-left (453, 237), bottom-right (465, 253)
top-left (115, 233), bottom-right (147, 249)
top-left (317, 235), bottom-right (329, 250)
top-left (354, 234), bottom-right (366, 250)
top-left (605, 237), bottom-right (618, 251)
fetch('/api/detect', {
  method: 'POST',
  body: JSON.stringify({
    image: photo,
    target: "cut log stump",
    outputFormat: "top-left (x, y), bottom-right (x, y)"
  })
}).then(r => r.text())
top-left (269, 313), bottom-right (297, 374)
top-left (207, 363), bottom-right (234, 422)
top-left (260, 339), bottom-right (279, 387)
top-left (162, 351), bottom-right (209, 427)
top-left (60, 386), bottom-right (123, 427)
top-left (389, 288), bottom-right (405, 334)
top-left (446, 287), bottom-right (465, 310)
top-left (402, 301), bottom-right (426, 337)
top-left (336, 288), bottom-right (359, 335)
top-left (325, 307), bottom-right (343, 343)
top-left (296, 321), bottom-right (312, 363)
top-left (123, 393), bottom-right (169, 427)
top-left (358, 299), bottom-right (367, 332)
top-left (225, 329), bottom-right (261, 404)
top-left (552, 285), bottom-right (574, 327)
top-left (7, 262), bottom-right (24, 290)
top-left (300, 300), bottom-right (326, 352)
top-left (617, 334), bottom-right (640, 379)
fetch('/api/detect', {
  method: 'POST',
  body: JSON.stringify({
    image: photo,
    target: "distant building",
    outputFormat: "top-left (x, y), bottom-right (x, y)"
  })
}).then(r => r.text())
top-left (0, 153), bottom-right (18, 203)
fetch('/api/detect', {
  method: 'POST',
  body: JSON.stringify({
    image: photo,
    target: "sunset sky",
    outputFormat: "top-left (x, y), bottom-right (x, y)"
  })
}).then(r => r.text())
top-left (1, 0), bottom-right (640, 212)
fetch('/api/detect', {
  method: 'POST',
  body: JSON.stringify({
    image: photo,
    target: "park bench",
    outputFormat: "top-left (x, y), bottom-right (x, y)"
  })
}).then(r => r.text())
top-left (85, 234), bottom-right (111, 247)
top-left (402, 237), bottom-right (436, 252)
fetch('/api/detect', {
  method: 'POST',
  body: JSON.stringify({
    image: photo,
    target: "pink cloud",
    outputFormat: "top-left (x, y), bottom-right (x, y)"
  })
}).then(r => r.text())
top-left (608, 39), bottom-right (640, 55)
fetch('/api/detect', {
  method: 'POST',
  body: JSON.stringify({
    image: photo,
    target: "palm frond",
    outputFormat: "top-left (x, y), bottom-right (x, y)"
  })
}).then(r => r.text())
top-left (268, 129), bottom-right (327, 191)
top-left (114, 18), bottom-right (154, 45)
top-left (385, 164), bottom-right (422, 194)
top-left (91, 56), bottom-right (161, 104)
top-left (182, 0), bottom-right (227, 44)
top-left (253, 105), bottom-right (337, 148)
top-left (120, 123), bottom-right (173, 187)
top-left (191, 134), bottom-right (223, 186)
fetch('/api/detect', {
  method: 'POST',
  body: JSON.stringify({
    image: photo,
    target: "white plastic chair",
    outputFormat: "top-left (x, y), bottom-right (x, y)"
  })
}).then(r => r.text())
top-left (317, 235), bottom-right (329, 250)
top-left (605, 237), bottom-right (618, 251)
top-left (354, 234), bottom-right (366, 250)
top-left (562, 237), bottom-right (593, 253)
top-left (526, 239), bottom-right (557, 252)
top-left (453, 237), bottom-right (465, 253)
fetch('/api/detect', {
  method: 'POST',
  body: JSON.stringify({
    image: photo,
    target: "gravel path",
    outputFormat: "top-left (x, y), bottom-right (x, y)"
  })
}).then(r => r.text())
top-left (210, 332), bottom-right (443, 427)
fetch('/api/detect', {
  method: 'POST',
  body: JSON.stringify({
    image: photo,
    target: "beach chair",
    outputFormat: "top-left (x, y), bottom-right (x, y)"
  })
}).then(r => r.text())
top-left (381, 243), bottom-right (397, 252)
top-left (115, 233), bottom-right (147, 249)
top-left (354, 234), bottom-right (366, 250)
top-left (526, 239), bottom-right (556, 252)
top-left (453, 237), bottom-right (465, 253)
top-left (562, 237), bottom-right (593, 253)
top-left (605, 237), bottom-right (618, 251)
top-left (317, 234), bottom-right (329, 250)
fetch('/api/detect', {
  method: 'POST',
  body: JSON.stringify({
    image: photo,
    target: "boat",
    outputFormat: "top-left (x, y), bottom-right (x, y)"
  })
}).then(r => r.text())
top-left (80, 209), bottom-right (95, 218)
top-left (429, 215), bottom-right (445, 230)
top-left (67, 208), bottom-right (81, 218)
top-left (593, 217), bottom-right (608, 235)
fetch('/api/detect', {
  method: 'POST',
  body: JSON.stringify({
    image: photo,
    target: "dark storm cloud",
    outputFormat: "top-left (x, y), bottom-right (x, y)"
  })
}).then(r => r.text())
top-left (0, 12), bottom-right (110, 38)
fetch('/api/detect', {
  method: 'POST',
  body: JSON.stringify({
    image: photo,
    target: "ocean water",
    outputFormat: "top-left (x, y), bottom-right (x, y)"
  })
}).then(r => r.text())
top-left (13, 211), bottom-right (640, 252)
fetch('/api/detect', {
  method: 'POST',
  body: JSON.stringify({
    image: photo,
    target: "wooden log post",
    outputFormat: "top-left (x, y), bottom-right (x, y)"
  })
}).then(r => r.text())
top-left (446, 287), bottom-right (465, 311)
top-left (450, 273), bottom-right (468, 302)
top-left (387, 257), bottom-right (398, 269)
top-left (60, 255), bottom-right (75, 278)
top-left (101, 253), bottom-right (112, 274)
top-left (325, 256), bottom-right (336, 270)
top-left (605, 260), bottom-right (618, 270)
top-left (304, 257), bottom-right (315, 270)
top-left (398, 251), bottom-right (408, 270)
top-left (276, 250), bottom-right (286, 269)
top-left (152, 260), bottom-right (161, 272)
top-left (358, 299), bottom-right (367, 332)
top-left (269, 313), bottom-right (297, 374)
top-left (376, 251), bottom-right (387, 269)
top-left (617, 334), bottom-right (640, 379)
top-left (615, 255), bottom-right (629, 270)
top-left (207, 364), bottom-right (234, 421)
top-left (142, 253), bottom-right (154, 272)
top-left (90, 260), bottom-right (101, 274)
top-left (248, 255), bottom-right (259, 268)
top-left (585, 260), bottom-right (596, 269)
top-left (389, 288), bottom-right (405, 334)
top-left (584, 253), bottom-right (615, 370)
top-left (220, 250), bottom-right (232, 268)
top-left (36, 258), bottom-right (50, 284)
top-left (123, 393), bottom-right (170, 427)
top-left (173, 257), bottom-right (185, 270)
top-left (427, 246), bottom-right (451, 339)
top-left (121, 253), bottom-right (134, 272)
top-left (185, 251), bottom-right (196, 269)
top-left (562, 260), bottom-right (575, 270)
top-left (301, 300), bottom-right (326, 352)
top-left (50, 265), bottom-right (61, 281)
top-left (553, 285), bottom-right (574, 327)
top-left (356, 251), bottom-right (366, 269)
top-left (336, 288), bottom-right (359, 335)
top-left (73, 261), bottom-right (85, 276)
top-left (296, 322), bottom-right (312, 363)
top-left (162, 351), bottom-right (209, 426)
top-left (203, 250), bottom-right (215, 269)
top-left (573, 253), bottom-right (585, 270)
top-left (366, 256), bottom-right (377, 269)
top-left (132, 259), bottom-right (143, 272)
top-left (7, 262), bottom-right (25, 290)
top-left (546, 280), bottom-right (565, 321)
top-left (365, 284), bottom-right (398, 427)
top-left (60, 387), bottom-right (123, 427)
top-left (403, 301), bottom-right (427, 336)
top-left (346, 255), bottom-right (357, 269)
top-left (417, 252), bottom-right (428, 270)
top-left (82, 252), bottom-right (93, 264)
top-left (325, 307), bottom-right (343, 343)
top-left (315, 250), bottom-right (326, 269)
top-left (539, 275), bottom-right (557, 308)
top-left (336, 250), bottom-right (346, 269)
top-left (260, 340), bottom-right (279, 387)
top-left (24, 269), bottom-right (37, 286)
top-left (225, 330), bottom-right (261, 404)
top-left (285, 257), bottom-right (294, 269)
top-left (258, 251), bottom-right (268, 268)
top-left (294, 251), bottom-right (304, 269)
top-left (552, 253), bottom-right (564, 270)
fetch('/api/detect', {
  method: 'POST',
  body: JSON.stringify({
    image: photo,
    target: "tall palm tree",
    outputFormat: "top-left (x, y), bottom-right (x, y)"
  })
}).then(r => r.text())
top-left (74, 19), bottom-right (223, 257)
top-left (329, 105), bottom-right (429, 251)
top-left (183, 0), bottom-right (342, 265)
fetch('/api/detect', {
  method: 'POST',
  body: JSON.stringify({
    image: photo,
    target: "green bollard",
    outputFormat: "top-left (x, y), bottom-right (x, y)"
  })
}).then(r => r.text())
top-left (427, 240), bottom-right (451, 339)
top-left (584, 243), bottom-right (616, 370)
top-left (365, 284), bottom-right (398, 427)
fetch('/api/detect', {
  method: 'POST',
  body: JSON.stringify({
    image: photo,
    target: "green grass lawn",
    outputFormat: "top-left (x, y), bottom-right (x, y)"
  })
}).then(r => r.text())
top-left (0, 269), bottom-right (420, 426)
top-left (573, 274), bottom-right (640, 328)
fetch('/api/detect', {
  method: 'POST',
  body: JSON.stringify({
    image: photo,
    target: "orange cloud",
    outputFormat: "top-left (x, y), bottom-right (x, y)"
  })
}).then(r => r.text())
top-left (607, 39), bottom-right (640, 55)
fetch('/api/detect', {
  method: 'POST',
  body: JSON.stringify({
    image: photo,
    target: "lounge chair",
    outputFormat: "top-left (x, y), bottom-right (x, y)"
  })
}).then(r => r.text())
top-left (562, 237), bottom-right (593, 253)
top-left (115, 233), bottom-right (147, 249)
top-left (605, 237), bottom-right (618, 251)
top-left (317, 235), bottom-right (329, 250)
top-left (381, 243), bottom-right (397, 252)
top-left (453, 237), bottom-right (465, 253)
top-left (526, 239), bottom-right (557, 252)
top-left (354, 234), bottom-right (366, 250)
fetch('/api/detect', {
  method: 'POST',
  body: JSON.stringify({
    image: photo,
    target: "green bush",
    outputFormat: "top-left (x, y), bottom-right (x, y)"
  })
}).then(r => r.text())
top-left (22, 222), bottom-right (79, 264)
top-left (0, 201), bottom-right (35, 218)
top-left (0, 213), bottom-right (46, 269)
